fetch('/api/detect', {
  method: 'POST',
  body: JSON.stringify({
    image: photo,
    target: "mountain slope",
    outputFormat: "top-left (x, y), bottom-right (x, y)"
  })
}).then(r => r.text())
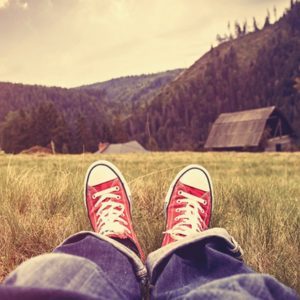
top-left (78, 69), bottom-right (184, 117)
top-left (126, 2), bottom-right (300, 150)
top-left (0, 82), bottom-right (108, 125)
top-left (0, 68), bottom-right (183, 153)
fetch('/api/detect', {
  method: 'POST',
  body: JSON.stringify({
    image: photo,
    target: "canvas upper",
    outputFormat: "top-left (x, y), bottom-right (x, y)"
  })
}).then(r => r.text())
top-left (162, 165), bottom-right (213, 246)
top-left (84, 160), bottom-right (145, 260)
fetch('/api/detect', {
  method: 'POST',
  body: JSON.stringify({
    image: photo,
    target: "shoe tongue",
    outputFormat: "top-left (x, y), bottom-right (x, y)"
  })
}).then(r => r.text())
top-left (179, 169), bottom-right (209, 191)
top-left (89, 168), bottom-right (117, 186)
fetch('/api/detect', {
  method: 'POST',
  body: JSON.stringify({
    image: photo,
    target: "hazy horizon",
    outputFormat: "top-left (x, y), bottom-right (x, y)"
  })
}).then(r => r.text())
top-left (0, 0), bottom-right (291, 88)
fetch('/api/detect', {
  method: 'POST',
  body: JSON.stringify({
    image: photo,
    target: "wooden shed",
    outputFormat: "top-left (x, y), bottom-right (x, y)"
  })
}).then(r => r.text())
top-left (96, 140), bottom-right (147, 154)
top-left (204, 106), bottom-right (295, 151)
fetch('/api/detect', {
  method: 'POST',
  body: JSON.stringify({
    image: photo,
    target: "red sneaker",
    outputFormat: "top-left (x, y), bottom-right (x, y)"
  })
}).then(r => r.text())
top-left (84, 160), bottom-right (144, 260)
top-left (162, 165), bottom-right (213, 247)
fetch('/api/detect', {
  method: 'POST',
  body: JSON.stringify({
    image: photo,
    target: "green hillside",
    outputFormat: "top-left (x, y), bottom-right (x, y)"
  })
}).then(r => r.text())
top-left (79, 69), bottom-right (184, 117)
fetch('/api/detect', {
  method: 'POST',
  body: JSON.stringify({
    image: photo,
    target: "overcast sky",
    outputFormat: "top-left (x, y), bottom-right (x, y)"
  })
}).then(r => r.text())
top-left (0, 0), bottom-right (291, 87)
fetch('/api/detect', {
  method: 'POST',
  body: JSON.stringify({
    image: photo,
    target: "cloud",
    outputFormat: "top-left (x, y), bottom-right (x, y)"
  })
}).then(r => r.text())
top-left (0, 0), bottom-right (29, 9)
top-left (21, 1), bottom-right (28, 9)
top-left (0, 0), bottom-right (8, 9)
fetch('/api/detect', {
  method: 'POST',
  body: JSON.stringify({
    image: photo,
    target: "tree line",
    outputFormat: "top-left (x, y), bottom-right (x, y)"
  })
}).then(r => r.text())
top-left (0, 84), bottom-right (129, 153)
top-left (0, 101), bottom-right (114, 153)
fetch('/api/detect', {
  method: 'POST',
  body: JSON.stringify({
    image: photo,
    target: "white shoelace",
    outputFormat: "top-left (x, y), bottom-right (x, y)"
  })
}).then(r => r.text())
top-left (92, 186), bottom-right (130, 236)
top-left (164, 190), bottom-right (208, 241)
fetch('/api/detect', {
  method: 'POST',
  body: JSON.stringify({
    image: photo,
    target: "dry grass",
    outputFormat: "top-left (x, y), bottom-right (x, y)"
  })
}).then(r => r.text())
top-left (0, 152), bottom-right (299, 294)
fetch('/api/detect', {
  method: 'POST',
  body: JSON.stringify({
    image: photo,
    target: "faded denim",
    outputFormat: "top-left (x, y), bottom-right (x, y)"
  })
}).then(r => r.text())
top-left (1, 229), bottom-right (298, 300)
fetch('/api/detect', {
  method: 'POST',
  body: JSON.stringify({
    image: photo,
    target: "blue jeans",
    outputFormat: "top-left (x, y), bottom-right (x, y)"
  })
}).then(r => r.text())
top-left (1, 229), bottom-right (298, 300)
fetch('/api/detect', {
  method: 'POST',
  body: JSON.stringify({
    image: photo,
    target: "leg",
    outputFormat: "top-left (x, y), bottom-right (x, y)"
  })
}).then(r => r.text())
top-left (4, 233), bottom-right (141, 300)
top-left (54, 233), bottom-right (142, 299)
top-left (147, 164), bottom-right (297, 299)
top-left (149, 231), bottom-right (297, 299)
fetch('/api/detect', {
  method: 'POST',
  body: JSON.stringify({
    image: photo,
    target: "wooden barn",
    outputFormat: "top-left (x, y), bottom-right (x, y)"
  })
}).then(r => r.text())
top-left (204, 106), bottom-right (295, 151)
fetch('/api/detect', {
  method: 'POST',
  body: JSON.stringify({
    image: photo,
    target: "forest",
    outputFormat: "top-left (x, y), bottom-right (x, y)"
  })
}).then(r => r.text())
top-left (0, 69), bottom-right (182, 153)
top-left (0, 85), bottom-right (112, 153)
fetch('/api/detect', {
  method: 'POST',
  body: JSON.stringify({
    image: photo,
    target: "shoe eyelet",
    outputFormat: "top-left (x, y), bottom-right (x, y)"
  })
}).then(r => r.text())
top-left (115, 186), bottom-right (120, 191)
top-left (203, 200), bottom-right (207, 205)
top-left (178, 190), bottom-right (183, 195)
top-left (92, 194), bottom-right (96, 199)
top-left (116, 195), bottom-right (121, 200)
top-left (176, 208), bottom-right (180, 212)
top-left (176, 200), bottom-right (181, 204)
top-left (175, 217), bottom-right (179, 221)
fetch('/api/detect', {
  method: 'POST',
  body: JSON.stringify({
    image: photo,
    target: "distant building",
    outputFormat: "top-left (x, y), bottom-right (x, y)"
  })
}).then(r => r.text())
top-left (96, 140), bottom-right (147, 154)
top-left (204, 106), bottom-right (295, 151)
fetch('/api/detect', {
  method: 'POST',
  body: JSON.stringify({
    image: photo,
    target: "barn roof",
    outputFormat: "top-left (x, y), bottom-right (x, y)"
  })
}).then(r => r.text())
top-left (99, 140), bottom-right (147, 154)
top-left (204, 106), bottom-right (283, 149)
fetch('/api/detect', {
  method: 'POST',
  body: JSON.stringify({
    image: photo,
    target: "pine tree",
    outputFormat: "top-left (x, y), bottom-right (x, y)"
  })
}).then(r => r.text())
top-left (73, 114), bottom-right (92, 153)
top-left (242, 20), bottom-right (248, 35)
top-left (264, 10), bottom-right (271, 28)
top-left (273, 6), bottom-right (277, 21)
top-left (0, 111), bottom-right (30, 153)
top-left (51, 115), bottom-right (70, 153)
top-left (234, 21), bottom-right (242, 37)
top-left (253, 17), bottom-right (259, 32)
top-left (31, 101), bottom-right (60, 147)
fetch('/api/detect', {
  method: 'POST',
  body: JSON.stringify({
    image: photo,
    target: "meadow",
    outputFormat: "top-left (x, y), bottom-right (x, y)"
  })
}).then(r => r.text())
top-left (0, 152), bottom-right (299, 294)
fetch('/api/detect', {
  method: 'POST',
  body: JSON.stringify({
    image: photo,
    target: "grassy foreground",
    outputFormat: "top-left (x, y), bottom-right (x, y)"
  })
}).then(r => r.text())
top-left (0, 152), bottom-right (299, 293)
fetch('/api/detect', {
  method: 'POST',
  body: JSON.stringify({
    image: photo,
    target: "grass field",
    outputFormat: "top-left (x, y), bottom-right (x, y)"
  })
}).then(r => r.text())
top-left (0, 152), bottom-right (299, 294)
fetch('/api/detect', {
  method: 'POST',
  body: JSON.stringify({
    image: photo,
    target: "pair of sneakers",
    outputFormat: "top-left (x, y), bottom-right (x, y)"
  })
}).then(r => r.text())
top-left (84, 160), bottom-right (213, 261)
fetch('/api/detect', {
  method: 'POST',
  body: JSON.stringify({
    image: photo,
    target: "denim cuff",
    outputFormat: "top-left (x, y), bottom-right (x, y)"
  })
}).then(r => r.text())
top-left (57, 231), bottom-right (147, 281)
top-left (146, 227), bottom-right (244, 278)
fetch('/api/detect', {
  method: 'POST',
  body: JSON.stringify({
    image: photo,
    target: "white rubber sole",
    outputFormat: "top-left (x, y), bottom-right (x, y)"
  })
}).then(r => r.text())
top-left (83, 160), bottom-right (133, 214)
top-left (164, 164), bottom-right (214, 218)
